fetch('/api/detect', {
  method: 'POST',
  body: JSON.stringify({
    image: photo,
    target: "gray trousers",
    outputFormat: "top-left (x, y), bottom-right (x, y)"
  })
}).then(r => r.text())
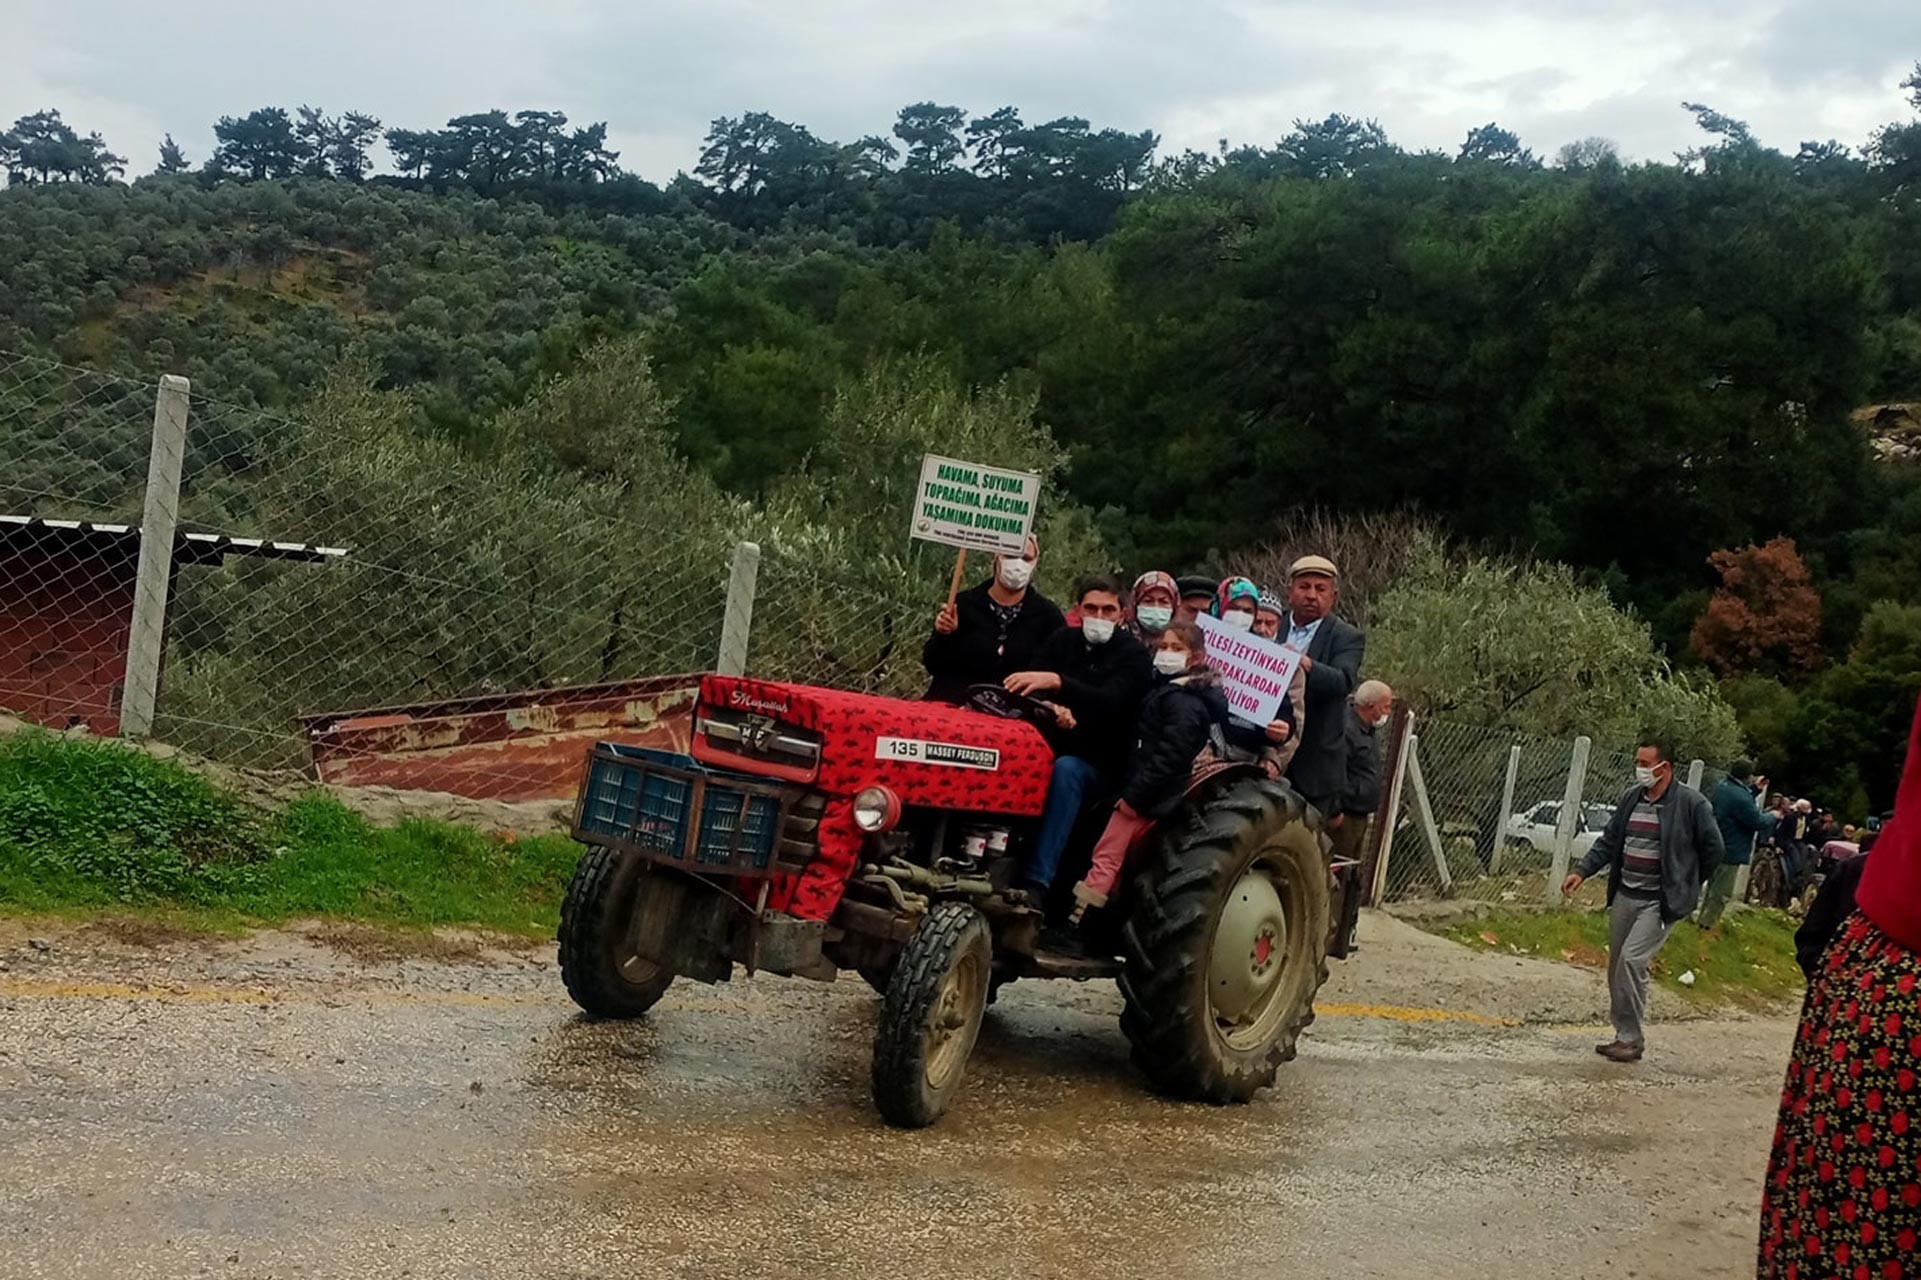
top-left (1608, 892), bottom-right (1673, 1048)
top-left (1696, 863), bottom-right (1739, 928)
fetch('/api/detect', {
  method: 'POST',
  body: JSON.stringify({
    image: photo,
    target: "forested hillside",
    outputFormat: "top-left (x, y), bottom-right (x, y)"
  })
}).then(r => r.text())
top-left (4, 86), bottom-right (1921, 808)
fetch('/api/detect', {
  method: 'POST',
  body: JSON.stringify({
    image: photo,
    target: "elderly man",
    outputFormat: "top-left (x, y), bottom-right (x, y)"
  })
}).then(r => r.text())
top-left (1277, 556), bottom-right (1366, 817)
top-left (1329, 680), bottom-right (1394, 865)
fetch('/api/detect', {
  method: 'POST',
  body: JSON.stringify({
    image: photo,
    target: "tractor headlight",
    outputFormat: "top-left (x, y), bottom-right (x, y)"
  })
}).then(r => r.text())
top-left (853, 786), bottom-right (901, 833)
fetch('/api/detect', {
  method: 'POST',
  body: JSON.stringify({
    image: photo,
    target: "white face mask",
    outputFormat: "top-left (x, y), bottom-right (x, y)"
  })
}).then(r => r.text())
top-left (1153, 649), bottom-right (1189, 676)
top-left (1223, 610), bottom-right (1255, 632)
top-left (1634, 765), bottom-right (1658, 788)
top-left (997, 558), bottom-right (1035, 591)
top-left (1082, 617), bottom-right (1116, 645)
top-left (1135, 605), bottom-right (1173, 632)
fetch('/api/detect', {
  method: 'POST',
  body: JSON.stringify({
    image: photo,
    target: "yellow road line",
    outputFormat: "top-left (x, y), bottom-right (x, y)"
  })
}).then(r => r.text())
top-left (0, 975), bottom-right (1532, 1026)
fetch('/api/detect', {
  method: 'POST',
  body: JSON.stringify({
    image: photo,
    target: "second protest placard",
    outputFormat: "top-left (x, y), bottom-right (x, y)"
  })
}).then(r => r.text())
top-left (1193, 613), bottom-right (1304, 726)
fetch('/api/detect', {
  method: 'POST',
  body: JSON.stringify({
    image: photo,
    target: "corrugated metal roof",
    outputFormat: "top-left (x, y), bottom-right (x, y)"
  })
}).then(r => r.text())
top-left (0, 514), bottom-right (348, 564)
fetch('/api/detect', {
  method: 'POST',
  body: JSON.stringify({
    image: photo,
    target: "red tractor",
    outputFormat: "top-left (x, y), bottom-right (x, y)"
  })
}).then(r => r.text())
top-left (557, 673), bottom-right (1363, 1127)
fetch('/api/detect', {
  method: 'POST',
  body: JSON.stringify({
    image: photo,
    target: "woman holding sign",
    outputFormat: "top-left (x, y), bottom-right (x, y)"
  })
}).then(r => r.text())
top-left (921, 536), bottom-right (1066, 704)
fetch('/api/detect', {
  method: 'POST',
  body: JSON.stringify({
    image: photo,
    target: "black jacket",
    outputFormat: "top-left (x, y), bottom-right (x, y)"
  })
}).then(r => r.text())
top-left (1278, 611), bottom-right (1366, 808)
top-left (1032, 624), bottom-right (1153, 779)
top-left (1796, 853), bottom-right (1868, 979)
top-left (921, 581), bottom-right (1066, 704)
top-left (1123, 668), bottom-right (1229, 819)
top-left (1337, 703), bottom-right (1382, 817)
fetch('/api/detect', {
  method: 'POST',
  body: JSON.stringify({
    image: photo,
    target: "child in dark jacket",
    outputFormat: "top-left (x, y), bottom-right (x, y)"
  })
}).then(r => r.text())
top-left (1070, 619), bottom-right (1227, 920)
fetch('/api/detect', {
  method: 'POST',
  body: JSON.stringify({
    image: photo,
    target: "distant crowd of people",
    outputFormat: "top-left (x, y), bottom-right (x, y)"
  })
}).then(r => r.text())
top-left (921, 537), bottom-right (1387, 933)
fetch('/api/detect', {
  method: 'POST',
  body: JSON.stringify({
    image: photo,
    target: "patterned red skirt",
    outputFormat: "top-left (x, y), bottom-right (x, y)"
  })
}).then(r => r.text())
top-left (1760, 914), bottom-right (1921, 1278)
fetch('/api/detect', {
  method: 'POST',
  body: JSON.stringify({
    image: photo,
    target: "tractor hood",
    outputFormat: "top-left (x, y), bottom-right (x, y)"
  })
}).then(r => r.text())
top-left (694, 676), bottom-right (1052, 816)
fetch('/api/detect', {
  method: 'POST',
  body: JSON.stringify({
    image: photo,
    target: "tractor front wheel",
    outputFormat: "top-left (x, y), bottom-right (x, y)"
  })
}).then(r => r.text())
top-left (871, 902), bottom-right (992, 1128)
top-left (558, 846), bottom-right (675, 1019)
top-left (1119, 779), bottom-right (1329, 1103)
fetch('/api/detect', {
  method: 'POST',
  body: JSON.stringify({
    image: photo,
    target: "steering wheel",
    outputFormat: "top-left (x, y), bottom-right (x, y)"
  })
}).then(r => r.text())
top-left (965, 684), bottom-right (1053, 725)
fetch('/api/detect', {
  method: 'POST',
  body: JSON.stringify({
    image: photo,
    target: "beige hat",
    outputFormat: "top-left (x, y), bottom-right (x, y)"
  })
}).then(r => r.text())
top-left (1289, 554), bottom-right (1340, 580)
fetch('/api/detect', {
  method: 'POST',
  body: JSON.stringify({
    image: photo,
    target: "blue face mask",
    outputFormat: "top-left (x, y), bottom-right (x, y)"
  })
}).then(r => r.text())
top-left (1136, 605), bottom-right (1173, 632)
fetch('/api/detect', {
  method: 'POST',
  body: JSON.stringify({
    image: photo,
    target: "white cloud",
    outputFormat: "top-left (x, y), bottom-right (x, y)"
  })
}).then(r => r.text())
top-left (4, 0), bottom-right (1915, 180)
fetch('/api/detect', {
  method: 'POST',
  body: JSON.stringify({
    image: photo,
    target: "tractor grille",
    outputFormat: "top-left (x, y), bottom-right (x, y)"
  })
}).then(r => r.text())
top-left (694, 707), bottom-right (821, 779)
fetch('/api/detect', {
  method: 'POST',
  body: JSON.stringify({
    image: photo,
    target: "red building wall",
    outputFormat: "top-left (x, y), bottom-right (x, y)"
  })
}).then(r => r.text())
top-left (0, 547), bottom-right (135, 735)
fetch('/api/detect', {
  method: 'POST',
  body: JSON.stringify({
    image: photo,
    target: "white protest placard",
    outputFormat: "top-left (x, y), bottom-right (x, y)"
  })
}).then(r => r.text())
top-left (910, 453), bottom-right (1041, 558)
top-left (1193, 613), bottom-right (1304, 726)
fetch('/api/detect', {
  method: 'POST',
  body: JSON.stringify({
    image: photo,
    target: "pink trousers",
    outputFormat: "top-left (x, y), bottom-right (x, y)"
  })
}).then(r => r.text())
top-left (1082, 801), bottom-right (1156, 898)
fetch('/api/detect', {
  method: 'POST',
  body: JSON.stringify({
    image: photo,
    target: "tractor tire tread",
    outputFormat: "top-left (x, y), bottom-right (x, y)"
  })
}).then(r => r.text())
top-left (872, 902), bottom-right (989, 1128)
top-left (558, 845), bottom-right (674, 1020)
top-left (1119, 778), bottom-right (1329, 1104)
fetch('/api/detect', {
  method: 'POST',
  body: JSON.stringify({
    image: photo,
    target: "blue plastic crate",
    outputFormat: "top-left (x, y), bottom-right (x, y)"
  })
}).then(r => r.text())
top-left (576, 743), bottom-right (782, 872)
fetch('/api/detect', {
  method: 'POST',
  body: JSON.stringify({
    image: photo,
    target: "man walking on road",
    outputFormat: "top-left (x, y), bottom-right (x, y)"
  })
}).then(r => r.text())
top-left (1560, 739), bottom-right (1724, 1062)
top-left (1700, 759), bottom-right (1772, 928)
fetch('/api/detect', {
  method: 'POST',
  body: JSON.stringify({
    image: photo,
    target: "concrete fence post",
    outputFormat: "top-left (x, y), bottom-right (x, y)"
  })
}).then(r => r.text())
top-left (1548, 735), bottom-right (1592, 905)
top-left (1490, 742), bottom-right (1523, 875)
top-left (1404, 734), bottom-right (1454, 896)
top-left (1367, 710), bottom-right (1415, 906)
top-left (1686, 758), bottom-right (1705, 791)
top-left (120, 374), bottom-right (190, 738)
top-left (715, 540), bottom-right (761, 677)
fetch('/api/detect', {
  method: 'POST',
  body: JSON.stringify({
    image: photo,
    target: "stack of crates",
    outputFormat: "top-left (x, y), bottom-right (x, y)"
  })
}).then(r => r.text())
top-left (576, 744), bottom-right (782, 871)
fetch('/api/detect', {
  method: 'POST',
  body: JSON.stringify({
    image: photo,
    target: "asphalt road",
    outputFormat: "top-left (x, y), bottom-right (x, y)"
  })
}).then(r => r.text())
top-left (0, 914), bottom-right (1793, 1279)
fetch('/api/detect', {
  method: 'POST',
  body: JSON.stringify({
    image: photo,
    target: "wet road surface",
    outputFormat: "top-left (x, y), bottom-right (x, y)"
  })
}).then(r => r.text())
top-left (0, 915), bottom-right (1792, 1279)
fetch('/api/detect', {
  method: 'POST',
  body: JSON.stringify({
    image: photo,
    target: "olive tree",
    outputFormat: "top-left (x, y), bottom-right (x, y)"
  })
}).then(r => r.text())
top-left (1370, 540), bottom-right (1743, 762)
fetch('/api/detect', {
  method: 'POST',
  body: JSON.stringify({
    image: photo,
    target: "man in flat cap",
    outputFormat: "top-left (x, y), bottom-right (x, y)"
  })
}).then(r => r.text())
top-left (1278, 555), bottom-right (1367, 819)
top-left (1174, 575), bottom-right (1216, 625)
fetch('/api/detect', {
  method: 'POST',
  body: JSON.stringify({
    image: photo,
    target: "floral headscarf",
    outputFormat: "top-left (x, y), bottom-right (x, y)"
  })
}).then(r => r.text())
top-left (1132, 571), bottom-right (1177, 609)
top-left (1128, 570), bottom-right (1179, 635)
top-left (1211, 576), bottom-right (1261, 618)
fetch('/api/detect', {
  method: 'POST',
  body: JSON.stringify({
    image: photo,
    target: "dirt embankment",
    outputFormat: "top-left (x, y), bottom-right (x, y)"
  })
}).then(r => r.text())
top-left (0, 713), bottom-right (573, 836)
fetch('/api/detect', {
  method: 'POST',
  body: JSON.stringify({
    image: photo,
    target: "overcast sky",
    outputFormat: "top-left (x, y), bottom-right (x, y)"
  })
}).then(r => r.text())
top-left (10, 0), bottom-right (1921, 179)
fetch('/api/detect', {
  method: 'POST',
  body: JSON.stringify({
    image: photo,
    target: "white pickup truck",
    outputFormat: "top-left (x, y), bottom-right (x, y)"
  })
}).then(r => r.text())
top-left (1505, 800), bottom-right (1614, 860)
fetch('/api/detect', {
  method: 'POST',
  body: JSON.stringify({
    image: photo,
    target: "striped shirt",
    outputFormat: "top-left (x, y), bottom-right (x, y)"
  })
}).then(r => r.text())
top-left (1619, 798), bottom-right (1664, 894)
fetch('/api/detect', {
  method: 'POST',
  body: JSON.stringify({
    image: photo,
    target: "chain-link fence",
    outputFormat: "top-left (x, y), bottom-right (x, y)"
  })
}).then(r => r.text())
top-left (1, 351), bottom-right (728, 796)
top-left (1375, 715), bottom-right (1725, 907)
top-left (744, 540), bottom-right (1019, 699)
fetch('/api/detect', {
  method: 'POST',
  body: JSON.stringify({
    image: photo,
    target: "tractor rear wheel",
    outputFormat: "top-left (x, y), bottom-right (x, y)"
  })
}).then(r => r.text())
top-left (871, 902), bottom-right (992, 1128)
top-left (1119, 779), bottom-right (1329, 1103)
top-left (558, 846), bottom-right (675, 1019)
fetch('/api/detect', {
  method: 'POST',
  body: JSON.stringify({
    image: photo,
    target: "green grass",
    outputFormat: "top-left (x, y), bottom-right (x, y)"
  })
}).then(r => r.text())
top-left (0, 731), bottom-right (578, 937)
top-left (1436, 904), bottom-right (1806, 1009)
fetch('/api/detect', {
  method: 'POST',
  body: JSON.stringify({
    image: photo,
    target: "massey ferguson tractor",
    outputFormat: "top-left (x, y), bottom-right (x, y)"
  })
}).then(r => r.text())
top-left (557, 673), bottom-right (1363, 1128)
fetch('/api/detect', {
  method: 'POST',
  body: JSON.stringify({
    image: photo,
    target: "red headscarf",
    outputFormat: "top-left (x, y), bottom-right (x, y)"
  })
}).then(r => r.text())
top-left (1858, 695), bottom-right (1921, 953)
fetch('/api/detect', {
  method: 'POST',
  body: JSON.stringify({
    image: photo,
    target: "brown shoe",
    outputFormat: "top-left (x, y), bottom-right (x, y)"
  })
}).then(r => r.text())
top-left (1598, 1041), bottom-right (1644, 1063)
